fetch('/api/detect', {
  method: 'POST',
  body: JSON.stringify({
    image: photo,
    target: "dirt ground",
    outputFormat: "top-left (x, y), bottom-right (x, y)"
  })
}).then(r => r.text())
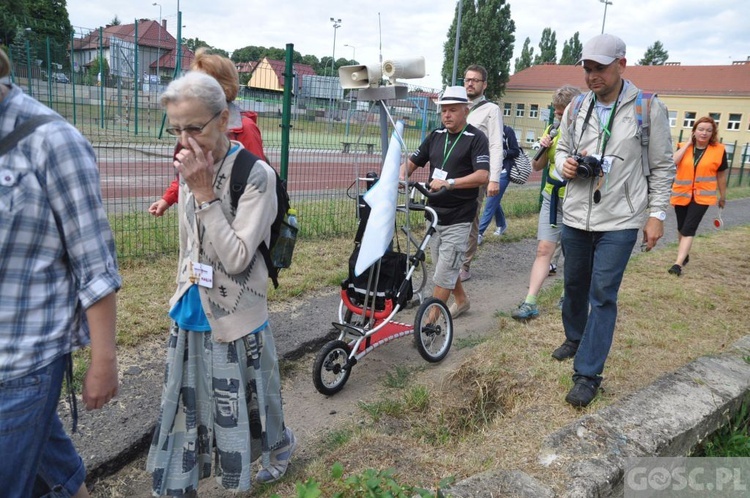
top-left (87, 232), bottom-right (543, 497)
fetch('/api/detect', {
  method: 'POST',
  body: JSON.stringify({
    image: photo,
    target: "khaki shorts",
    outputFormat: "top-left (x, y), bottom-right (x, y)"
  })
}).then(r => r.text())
top-left (537, 192), bottom-right (564, 242)
top-left (430, 222), bottom-right (471, 289)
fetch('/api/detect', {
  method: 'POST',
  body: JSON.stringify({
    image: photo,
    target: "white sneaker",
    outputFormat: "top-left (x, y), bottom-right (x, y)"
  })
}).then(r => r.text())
top-left (477, 233), bottom-right (484, 246)
top-left (493, 226), bottom-right (507, 236)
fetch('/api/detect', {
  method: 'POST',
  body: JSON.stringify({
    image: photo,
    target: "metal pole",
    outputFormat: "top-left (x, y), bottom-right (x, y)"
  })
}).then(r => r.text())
top-left (134, 20), bottom-right (138, 135)
top-left (329, 18), bottom-right (341, 76)
top-left (344, 43), bottom-right (355, 62)
top-left (25, 29), bottom-right (32, 96)
top-left (329, 18), bottom-right (341, 122)
top-left (153, 3), bottom-right (161, 89)
top-left (451, 0), bottom-right (463, 86)
top-left (280, 43), bottom-right (294, 183)
top-left (600, 0), bottom-right (613, 34)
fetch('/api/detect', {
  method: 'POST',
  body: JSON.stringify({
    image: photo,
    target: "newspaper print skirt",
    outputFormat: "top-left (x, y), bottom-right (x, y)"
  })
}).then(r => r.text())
top-left (146, 322), bottom-right (286, 495)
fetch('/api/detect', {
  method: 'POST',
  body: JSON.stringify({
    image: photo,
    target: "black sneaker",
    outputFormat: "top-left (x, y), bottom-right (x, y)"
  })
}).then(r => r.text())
top-left (548, 264), bottom-right (557, 276)
top-left (565, 377), bottom-right (600, 408)
top-left (683, 254), bottom-right (690, 266)
top-left (668, 264), bottom-right (682, 276)
top-left (551, 340), bottom-right (579, 361)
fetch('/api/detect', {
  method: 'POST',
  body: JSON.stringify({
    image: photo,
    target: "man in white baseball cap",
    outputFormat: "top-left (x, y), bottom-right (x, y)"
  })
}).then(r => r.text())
top-left (400, 85), bottom-right (490, 319)
top-left (552, 34), bottom-right (675, 408)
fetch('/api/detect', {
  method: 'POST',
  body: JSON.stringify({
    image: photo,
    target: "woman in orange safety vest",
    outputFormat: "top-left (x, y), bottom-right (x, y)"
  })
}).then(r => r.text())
top-left (668, 116), bottom-right (728, 276)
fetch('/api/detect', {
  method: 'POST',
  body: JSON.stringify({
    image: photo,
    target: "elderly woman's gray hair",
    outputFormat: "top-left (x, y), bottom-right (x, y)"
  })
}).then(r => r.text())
top-left (160, 71), bottom-right (227, 115)
top-left (552, 84), bottom-right (582, 108)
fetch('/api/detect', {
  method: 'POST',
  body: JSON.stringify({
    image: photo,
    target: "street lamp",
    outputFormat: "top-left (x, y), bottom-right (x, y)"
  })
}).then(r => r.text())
top-left (600, 0), bottom-right (613, 34)
top-left (330, 17), bottom-right (341, 76)
top-left (344, 43), bottom-right (355, 62)
top-left (153, 2), bottom-right (161, 88)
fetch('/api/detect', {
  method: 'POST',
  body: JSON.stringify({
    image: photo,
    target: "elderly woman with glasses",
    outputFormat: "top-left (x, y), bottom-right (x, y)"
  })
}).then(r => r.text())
top-left (146, 71), bottom-right (295, 496)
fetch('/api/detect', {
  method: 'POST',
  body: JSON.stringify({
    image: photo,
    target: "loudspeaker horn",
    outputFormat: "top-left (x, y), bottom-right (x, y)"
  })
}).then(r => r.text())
top-left (338, 64), bottom-right (383, 89)
top-left (381, 56), bottom-right (425, 84)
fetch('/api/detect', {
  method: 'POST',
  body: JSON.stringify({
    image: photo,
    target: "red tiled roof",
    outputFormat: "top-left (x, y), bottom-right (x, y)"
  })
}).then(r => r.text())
top-left (73, 20), bottom-right (175, 51)
top-left (153, 48), bottom-right (195, 70)
top-left (508, 63), bottom-right (750, 97)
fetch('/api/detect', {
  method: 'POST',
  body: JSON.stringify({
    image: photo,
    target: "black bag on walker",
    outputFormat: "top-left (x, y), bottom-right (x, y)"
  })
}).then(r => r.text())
top-left (345, 247), bottom-right (413, 310)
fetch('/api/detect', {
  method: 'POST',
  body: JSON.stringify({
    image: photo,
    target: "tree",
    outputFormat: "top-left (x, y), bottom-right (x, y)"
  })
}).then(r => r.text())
top-left (88, 55), bottom-right (109, 86)
top-left (231, 45), bottom-right (303, 64)
top-left (182, 37), bottom-right (229, 58)
top-left (638, 41), bottom-right (669, 66)
top-left (514, 37), bottom-right (533, 73)
top-left (559, 32), bottom-right (582, 65)
top-left (441, 0), bottom-right (516, 99)
top-left (109, 15), bottom-right (121, 26)
top-left (1, 0), bottom-right (72, 51)
top-left (533, 27), bottom-right (557, 65)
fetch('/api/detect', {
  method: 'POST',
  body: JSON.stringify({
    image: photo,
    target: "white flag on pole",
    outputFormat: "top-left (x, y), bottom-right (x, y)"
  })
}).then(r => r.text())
top-left (354, 120), bottom-right (405, 276)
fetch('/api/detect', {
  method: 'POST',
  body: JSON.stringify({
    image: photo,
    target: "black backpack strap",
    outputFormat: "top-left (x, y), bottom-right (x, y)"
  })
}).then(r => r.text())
top-left (0, 114), bottom-right (65, 157)
top-left (230, 149), bottom-right (279, 288)
top-left (230, 148), bottom-right (261, 210)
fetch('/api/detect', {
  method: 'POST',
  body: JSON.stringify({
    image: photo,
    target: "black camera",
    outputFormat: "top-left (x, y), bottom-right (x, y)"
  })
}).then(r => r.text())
top-left (574, 154), bottom-right (603, 179)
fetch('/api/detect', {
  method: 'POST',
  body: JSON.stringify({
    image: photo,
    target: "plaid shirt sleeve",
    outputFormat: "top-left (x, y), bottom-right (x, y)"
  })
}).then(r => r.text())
top-left (0, 87), bottom-right (121, 380)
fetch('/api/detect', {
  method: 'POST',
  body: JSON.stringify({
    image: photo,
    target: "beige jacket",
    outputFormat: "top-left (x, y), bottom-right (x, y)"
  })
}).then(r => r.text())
top-left (171, 143), bottom-right (277, 342)
top-left (468, 96), bottom-right (504, 183)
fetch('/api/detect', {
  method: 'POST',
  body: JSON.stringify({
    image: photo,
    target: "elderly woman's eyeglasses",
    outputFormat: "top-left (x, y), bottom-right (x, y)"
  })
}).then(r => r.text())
top-left (165, 110), bottom-right (222, 136)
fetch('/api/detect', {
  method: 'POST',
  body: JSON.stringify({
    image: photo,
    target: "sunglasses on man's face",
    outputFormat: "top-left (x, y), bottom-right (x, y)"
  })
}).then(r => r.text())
top-left (166, 110), bottom-right (222, 136)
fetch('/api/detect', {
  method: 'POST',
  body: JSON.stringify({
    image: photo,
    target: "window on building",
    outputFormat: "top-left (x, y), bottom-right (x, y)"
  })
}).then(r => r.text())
top-left (668, 110), bottom-right (677, 128)
top-left (516, 103), bottom-right (525, 118)
top-left (503, 102), bottom-right (511, 117)
top-left (529, 104), bottom-right (539, 119)
top-left (683, 112), bottom-right (696, 128)
top-left (709, 112), bottom-right (721, 128)
top-left (525, 130), bottom-right (536, 144)
top-left (727, 114), bottom-right (741, 131)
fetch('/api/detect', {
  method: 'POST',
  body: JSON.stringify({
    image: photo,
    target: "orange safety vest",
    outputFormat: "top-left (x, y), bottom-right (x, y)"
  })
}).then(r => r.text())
top-left (670, 142), bottom-right (725, 206)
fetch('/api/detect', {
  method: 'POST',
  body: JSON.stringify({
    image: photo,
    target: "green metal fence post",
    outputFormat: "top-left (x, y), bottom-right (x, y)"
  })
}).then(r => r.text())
top-left (98, 27), bottom-right (104, 129)
top-left (134, 20), bottom-right (139, 135)
top-left (280, 43), bottom-right (294, 183)
top-left (70, 29), bottom-right (77, 126)
top-left (46, 37), bottom-right (52, 108)
top-left (25, 38), bottom-right (32, 96)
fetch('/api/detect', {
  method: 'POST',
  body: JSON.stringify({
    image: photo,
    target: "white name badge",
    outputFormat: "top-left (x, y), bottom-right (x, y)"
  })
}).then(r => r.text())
top-left (432, 168), bottom-right (448, 181)
top-left (190, 261), bottom-right (214, 288)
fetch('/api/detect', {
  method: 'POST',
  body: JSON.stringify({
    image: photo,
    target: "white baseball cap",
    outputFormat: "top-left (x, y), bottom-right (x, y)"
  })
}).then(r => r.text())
top-left (577, 34), bottom-right (626, 65)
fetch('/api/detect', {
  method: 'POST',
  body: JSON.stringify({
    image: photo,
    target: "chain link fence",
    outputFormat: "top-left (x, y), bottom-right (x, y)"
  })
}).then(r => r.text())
top-left (4, 29), bottom-right (748, 259)
top-left (5, 29), bottom-right (442, 259)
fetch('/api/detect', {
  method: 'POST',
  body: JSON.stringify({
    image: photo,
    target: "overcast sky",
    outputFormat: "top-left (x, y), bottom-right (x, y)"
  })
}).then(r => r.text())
top-left (67, 0), bottom-right (749, 90)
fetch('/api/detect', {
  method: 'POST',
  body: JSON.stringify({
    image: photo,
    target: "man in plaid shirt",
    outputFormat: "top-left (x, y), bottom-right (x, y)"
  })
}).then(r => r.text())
top-left (0, 49), bottom-right (121, 497)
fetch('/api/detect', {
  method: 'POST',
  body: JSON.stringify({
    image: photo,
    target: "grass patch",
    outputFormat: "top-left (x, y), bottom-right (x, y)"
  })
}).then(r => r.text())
top-left (383, 366), bottom-right (413, 389)
top-left (694, 402), bottom-right (750, 457)
top-left (256, 225), bottom-right (750, 497)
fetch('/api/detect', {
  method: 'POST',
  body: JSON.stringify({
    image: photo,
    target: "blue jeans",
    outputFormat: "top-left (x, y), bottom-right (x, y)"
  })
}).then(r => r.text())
top-left (478, 171), bottom-right (510, 234)
top-left (561, 225), bottom-right (638, 382)
top-left (0, 354), bottom-right (85, 497)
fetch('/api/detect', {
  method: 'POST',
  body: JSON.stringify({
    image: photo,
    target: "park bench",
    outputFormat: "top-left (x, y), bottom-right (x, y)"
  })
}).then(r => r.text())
top-left (341, 141), bottom-right (376, 154)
